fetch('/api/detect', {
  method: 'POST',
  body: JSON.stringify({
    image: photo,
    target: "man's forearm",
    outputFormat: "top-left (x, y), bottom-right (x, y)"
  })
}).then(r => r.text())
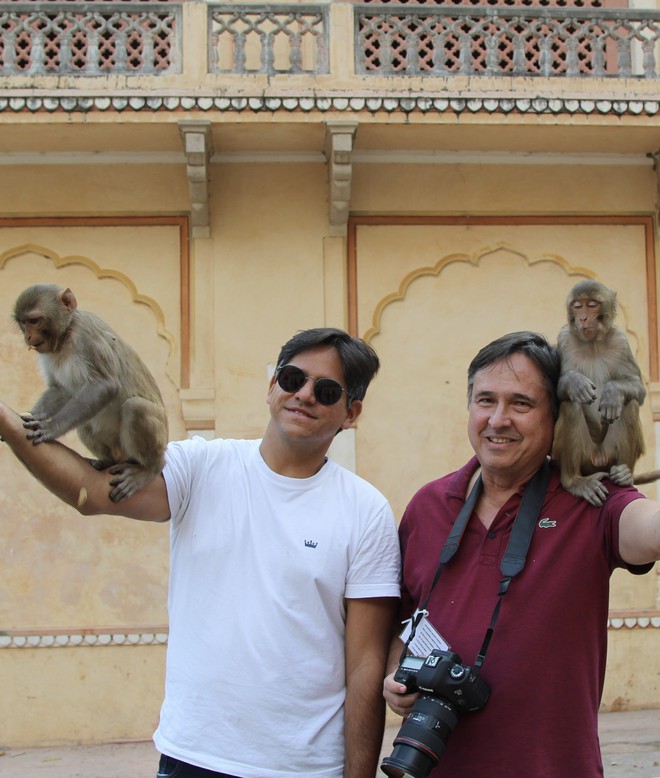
top-left (0, 401), bottom-right (117, 514)
top-left (344, 668), bottom-right (386, 778)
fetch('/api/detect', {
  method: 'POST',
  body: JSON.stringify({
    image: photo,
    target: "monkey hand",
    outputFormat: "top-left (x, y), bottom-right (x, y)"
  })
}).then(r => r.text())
top-left (22, 416), bottom-right (58, 445)
top-left (598, 384), bottom-right (624, 423)
top-left (560, 370), bottom-right (597, 405)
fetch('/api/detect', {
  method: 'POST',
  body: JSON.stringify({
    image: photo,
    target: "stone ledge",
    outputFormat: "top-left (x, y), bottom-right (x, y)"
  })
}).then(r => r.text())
top-left (0, 94), bottom-right (658, 117)
top-left (0, 628), bottom-right (169, 648)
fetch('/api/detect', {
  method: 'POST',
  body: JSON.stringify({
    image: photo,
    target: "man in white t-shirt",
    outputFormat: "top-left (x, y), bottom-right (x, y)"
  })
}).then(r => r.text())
top-left (0, 327), bottom-right (401, 778)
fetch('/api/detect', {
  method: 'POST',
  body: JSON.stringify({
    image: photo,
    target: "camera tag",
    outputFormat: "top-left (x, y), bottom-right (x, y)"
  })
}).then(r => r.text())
top-left (399, 609), bottom-right (449, 657)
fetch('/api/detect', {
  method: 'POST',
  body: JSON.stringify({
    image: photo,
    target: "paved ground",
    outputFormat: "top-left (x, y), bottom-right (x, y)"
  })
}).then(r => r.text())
top-left (1, 708), bottom-right (659, 777)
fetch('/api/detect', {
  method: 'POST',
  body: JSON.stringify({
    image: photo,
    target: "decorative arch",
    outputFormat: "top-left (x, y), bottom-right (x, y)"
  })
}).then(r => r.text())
top-left (0, 243), bottom-right (176, 353)
top-left (347, 214), bottom-right (658, 380)
top-left (361, 243), bottom-right (645, 361)
top-left (0, 215), bottom-right (190, 387)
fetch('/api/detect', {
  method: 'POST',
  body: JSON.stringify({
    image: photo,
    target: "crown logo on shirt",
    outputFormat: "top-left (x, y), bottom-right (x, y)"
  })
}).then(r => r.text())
top-left (304, 540), bottom-right (318, 548)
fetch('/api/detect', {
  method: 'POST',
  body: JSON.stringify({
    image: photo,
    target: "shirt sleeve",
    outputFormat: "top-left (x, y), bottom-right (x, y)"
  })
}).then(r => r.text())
top-left (345, 501), bottom-right (401, 599)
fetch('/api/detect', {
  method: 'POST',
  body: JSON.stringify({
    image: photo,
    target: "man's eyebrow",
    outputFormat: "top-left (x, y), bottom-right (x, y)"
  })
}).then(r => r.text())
top-left (473, 389), bottom-right (538, 404)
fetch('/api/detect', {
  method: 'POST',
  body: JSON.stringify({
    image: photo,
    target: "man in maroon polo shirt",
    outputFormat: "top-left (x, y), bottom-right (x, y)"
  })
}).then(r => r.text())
top-left (383, 331), bottom-right (659, 778)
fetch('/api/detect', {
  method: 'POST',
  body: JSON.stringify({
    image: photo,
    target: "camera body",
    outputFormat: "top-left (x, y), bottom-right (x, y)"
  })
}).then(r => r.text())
top-left (394, 649), bottom-right (490, 713)
top-left (381, 650), bottom-right (490, 778)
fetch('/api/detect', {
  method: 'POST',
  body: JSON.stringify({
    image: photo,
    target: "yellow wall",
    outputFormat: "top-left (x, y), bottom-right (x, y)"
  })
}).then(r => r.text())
top-left (0, 154), bottom-right (658, 746)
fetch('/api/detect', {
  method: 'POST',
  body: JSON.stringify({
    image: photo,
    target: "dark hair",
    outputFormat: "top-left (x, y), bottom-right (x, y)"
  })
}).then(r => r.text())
top-left (276, 327), bottom-right (380, 403)
top-left (466, 331), bottom-right (561, 419)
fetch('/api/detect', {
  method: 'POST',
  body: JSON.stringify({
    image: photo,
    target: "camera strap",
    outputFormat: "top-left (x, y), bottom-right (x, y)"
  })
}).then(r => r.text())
top-left (402, 458), bottom-right (551, 668)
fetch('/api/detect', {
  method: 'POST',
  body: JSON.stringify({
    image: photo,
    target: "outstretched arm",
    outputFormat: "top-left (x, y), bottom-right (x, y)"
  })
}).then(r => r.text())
top-left (619, 497), bottom-right (660, 566)
top-left (0, 401), bottom-right (169, 522)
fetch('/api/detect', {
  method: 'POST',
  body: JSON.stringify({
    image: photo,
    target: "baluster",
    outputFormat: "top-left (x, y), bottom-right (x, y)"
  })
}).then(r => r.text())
top-left (262, 31), bottom-right (274, 74)
top-left (28, 26), bottom-right (44, 75)
top-left (3, 30), bottom-right (16, 72)
top-left (407, 22), bottom-right (419, 76)
top-left (289, 28), bottom-right (302, 73)
top-left (382, 26), bottom-right (393, 75)
top-left (60, 29), bottom-right (72, 74)
top-left (114, 29), bottom-right (127, 71)
top-left (641, 37), bottom-right (656, 78)
top-left (142, 22), bottom-right (155, 74)
top-left (591, 34), bottom-right (605, 76)
top-left (566, 35), bottom-right (579, 76)
top-left (87, 26), bottom-right (100, 75)
top-left (234, 30), bottom-right (246, 73)
top-left (510, 18), bottom-right (528, 76)
top-left (485, 33), bottom-right (499, 76)
top-left (617, 35), bottom-right (631, 77)
top-left (539, 36), bottom-right (552, 76)
top-left (458, 30), bottom-right (472, 75)
top-left (431, 31), bottom-right (448, 76)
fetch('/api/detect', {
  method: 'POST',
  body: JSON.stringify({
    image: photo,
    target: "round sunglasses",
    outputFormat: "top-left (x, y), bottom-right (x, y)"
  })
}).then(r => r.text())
top-left (275, 364), bottom-right (350, 406)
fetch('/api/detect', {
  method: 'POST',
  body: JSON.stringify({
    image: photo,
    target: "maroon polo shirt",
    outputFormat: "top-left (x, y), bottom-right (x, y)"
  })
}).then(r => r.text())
top-left (396, 457), bottom-right (651, 778)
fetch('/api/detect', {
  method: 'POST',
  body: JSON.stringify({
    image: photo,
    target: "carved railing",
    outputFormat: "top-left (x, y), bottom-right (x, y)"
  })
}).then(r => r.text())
top-left (2, 1), bottom-right (660, 80)
top-left (0, 2), bottom-right (180, 75)
top-left (208, 4), bottom-right (329, 75)
top-left (355, 5), bottom-right (660, 77)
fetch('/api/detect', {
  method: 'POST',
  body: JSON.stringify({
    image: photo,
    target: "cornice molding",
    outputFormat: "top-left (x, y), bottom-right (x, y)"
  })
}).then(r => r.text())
top-left (0, 628), bottom-right (169, 649)
top-left (0, 94), bottom-right (659, 117)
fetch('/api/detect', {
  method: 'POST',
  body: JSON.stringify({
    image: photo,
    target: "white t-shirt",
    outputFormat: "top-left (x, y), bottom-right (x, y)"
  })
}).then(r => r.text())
top-left (153, 437), bottom-right (401, 777)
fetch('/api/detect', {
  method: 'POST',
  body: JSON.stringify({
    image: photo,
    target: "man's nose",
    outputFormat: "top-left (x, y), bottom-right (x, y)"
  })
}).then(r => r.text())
top-left (489, 403), bottom-right (510, 426)
top-left (295, 376), bottom-right (317, 402)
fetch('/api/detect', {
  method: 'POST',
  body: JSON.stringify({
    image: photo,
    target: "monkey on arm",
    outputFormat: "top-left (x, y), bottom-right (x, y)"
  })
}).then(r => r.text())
top-left (552, 279), bottom-right (651, 507)
top-left (0, 400), bottom-right (169, 522)
top-left (13, 284), bottom-right (168, 503)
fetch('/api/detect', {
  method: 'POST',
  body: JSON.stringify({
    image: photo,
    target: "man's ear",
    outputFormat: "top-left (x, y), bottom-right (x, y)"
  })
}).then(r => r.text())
top-left (340, 400), bottom-right (362, 430)
top-left (265, 373), bottom-right (279, 406)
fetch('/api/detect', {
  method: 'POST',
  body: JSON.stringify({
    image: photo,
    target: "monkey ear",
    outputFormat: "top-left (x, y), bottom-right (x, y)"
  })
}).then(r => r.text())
top-left (60, 288), bottom-right (78, 312)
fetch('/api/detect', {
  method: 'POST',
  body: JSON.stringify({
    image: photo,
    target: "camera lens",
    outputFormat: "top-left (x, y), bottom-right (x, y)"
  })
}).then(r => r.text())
top-left (380, 696), bottom-right (458, 778)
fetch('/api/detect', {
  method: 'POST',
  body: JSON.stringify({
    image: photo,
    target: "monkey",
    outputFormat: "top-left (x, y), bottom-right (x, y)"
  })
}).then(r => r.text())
top-left (13, 284), bottom-right (168, 502)
top-left (551, 278), bottom-right (658, 507)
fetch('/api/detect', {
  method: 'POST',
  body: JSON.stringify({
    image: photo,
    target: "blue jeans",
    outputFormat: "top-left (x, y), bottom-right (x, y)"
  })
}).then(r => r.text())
top-left (157, 754), bottom-right (241, 778)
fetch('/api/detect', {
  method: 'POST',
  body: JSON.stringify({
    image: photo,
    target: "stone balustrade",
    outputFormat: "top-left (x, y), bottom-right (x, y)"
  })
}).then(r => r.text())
top-left (1, 1), bottom-right (659, 79)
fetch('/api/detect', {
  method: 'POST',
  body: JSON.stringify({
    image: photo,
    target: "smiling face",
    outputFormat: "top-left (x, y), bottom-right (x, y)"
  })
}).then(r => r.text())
top-left (265, 345), bottom-right (362, 456)
top-left (467, 353), bottom-right (555, 487)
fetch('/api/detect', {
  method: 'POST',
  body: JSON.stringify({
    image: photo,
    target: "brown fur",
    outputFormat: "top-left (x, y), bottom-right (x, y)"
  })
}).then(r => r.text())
top-left (552, 280), bottom-right (649, 506)
top-left (14, 284), bottom-right (168, 502)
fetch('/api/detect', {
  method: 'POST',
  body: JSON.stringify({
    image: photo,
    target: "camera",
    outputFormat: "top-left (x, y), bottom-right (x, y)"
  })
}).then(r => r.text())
top-left (380, 649), bottom-right (490, 778)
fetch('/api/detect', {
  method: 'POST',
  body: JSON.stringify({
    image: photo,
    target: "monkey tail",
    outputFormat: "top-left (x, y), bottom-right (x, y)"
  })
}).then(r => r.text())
top-left (633, 470), bottom-right (660, 485)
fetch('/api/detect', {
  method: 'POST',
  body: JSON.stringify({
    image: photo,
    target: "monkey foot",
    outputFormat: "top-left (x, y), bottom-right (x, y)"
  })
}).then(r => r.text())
top-left (564, 473), bottom-right (609, 507)
top-left (609, 464), bottom-right (633, 487)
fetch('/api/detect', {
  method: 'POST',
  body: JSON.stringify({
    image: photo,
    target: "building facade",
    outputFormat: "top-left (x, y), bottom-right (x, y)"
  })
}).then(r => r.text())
top-left (1, 0), bottom-right (659, 747)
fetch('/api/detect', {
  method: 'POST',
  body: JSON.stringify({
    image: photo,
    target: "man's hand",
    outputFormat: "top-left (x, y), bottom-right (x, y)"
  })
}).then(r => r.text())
top-left (383, 671), bottom-right (419, 718)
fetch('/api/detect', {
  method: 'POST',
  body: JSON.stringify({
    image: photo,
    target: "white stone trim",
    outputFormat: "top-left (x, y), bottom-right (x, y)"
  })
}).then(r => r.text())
top-left (0, 94), bottom-right (657, 117)
top-left (2, 617), bottom-right (659, 648)
top-left (0, 629), bottom-right (169, 649)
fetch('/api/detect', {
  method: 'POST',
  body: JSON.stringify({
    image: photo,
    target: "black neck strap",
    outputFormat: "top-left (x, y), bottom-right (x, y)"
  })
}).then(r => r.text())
top-left (402, 459), bottom-right (551, 669)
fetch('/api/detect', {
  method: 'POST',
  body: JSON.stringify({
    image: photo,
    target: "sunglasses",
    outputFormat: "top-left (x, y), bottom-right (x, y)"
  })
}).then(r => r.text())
top-left (275, 364), bottom-right (350, 406)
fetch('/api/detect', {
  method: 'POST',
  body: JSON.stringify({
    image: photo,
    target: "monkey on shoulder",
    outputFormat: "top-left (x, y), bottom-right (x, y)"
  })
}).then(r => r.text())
top-left (13, 284), bottom-right (168, 502)
top-left (552, 279), bottom-right (648, 507)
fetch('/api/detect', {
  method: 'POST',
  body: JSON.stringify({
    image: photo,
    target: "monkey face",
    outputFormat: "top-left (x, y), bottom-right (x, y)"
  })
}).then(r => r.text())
top-left (14, 285), bottom-right (77, 354)
top-left (571, 297), bottom-right (603, 342)
top-left (16, 314), bottom-right (53, 352)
